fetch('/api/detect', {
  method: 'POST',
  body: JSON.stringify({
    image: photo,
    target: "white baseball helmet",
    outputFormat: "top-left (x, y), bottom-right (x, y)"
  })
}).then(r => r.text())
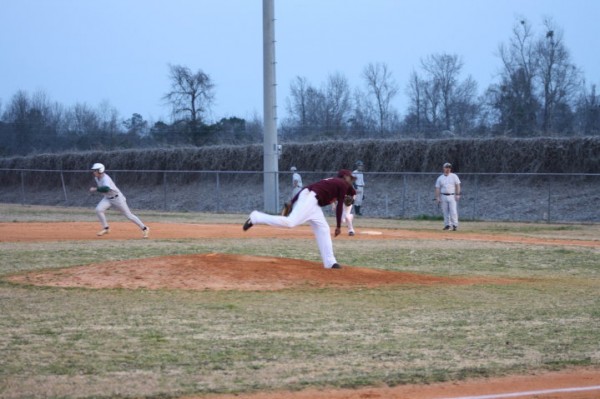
top-left (91, 163), bottom-right (105, 173)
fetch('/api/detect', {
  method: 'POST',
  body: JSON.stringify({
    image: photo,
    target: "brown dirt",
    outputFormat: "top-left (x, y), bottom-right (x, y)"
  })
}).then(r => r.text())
top-left (5, 252), bottom-right (516, 291)
top-left (1, 221), bottom-right (599, 248)
top-left (194, 368), bottom-right (600, 399)
top-left (2, 221), bottom-right (599, 398)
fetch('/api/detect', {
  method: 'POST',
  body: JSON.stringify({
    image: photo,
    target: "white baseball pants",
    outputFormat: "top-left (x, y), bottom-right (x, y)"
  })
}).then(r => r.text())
top-left (249, 189), bottom-right (338, 268)
top-left (96, 195), bottom-right (145, 230)
top-left (354, 187), bottom-right (364, 206)
top-left (342, 204), bottom-right (354, 234)
top-left (441, 195), bottom-right (459, 227)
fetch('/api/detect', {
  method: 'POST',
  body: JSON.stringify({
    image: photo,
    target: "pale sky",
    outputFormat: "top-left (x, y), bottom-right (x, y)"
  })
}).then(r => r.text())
top-left (2, 0), bottom-right (599, 125)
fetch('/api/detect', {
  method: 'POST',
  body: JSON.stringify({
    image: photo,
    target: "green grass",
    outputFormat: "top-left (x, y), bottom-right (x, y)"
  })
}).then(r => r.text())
top-left (0, 204), bottom-right (599, 398)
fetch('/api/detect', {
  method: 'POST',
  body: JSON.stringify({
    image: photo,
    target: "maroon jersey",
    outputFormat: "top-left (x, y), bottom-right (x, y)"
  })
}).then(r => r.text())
top-left (292, 177), bottom-right (356, 228)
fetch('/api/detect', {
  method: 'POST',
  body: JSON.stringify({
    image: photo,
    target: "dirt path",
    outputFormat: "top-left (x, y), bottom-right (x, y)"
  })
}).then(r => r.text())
top-left (1, 222), bottom-right (598, 248)
top-left (193, 368), bottom-right (600, 399)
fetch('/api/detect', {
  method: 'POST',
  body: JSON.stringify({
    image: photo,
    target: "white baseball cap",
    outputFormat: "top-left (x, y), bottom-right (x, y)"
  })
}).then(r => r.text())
top-left (91, 163), bottom-right (105, 173)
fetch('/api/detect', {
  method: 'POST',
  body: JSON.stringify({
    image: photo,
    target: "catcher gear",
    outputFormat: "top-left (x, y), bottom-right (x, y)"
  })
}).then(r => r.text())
top-left (281, 202), bottom-right (292, 216)
top-left (343, 195), bottom-right (354, 207)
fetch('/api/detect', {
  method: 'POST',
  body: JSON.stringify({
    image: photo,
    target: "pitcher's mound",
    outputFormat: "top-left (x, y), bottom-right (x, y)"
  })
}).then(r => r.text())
top-left (6, 253), bottom-right (512, 291)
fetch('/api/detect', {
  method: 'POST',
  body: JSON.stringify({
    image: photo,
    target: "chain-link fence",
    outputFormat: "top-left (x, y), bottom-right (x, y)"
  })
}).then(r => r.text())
top-left (1, 169), bottom-right (598, 223)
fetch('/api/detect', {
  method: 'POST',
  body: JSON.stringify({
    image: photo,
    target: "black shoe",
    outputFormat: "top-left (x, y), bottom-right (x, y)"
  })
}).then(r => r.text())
top-left (243, 218), bottom-right (253, 231)
top-left (331, 263), bottom-right (341, 269)
top-left (452, 225), bottom-right (457, 231)
top-left (443, 225), bottom-right (450, 230)
top-left (348, 231), bottom-right (355, 236)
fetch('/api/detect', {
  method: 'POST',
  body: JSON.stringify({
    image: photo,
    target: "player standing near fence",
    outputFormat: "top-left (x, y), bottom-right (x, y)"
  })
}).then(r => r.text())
top-left (352, 160), bottom-right (365, 215)
top-left (435, 162), bottom-right (461, 231)
top-left (89, 163), bottom-right (150, 238)
top-left (290, 166), bottom-right (303, 198)
top-left (243, 169), bottom-right (356, 269)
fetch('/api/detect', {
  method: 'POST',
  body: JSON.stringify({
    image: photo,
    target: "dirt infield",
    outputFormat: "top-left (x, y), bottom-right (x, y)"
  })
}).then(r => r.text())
top-left (1, 221), bottom-right (599, 248)
top-left (2, 221), bottom-right (599, 398)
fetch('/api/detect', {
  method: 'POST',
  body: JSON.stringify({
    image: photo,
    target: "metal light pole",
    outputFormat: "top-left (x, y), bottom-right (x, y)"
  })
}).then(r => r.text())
top-left (262, 0), bottom-right (279, 213)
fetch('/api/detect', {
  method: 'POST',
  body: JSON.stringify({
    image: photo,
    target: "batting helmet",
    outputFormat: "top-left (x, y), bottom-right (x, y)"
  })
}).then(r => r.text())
top-left (91, 163), bottom-right (105, 174)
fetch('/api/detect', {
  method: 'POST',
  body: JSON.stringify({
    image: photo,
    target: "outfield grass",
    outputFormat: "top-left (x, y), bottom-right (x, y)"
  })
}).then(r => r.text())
top-left (0, 204), bottom-right (598, 398)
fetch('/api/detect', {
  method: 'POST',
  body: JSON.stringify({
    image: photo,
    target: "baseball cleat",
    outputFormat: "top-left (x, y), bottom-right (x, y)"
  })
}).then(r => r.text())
top-left (348, 231), bottom-right (355, 236)
top-left (142, 226), bottom-right (150, 238)
top-left (243, 218), bottom-right (253, 231)
top-left (443, 225), bottom-right (450, 230)
top-left (331, 263), bottom-right (342, 269)
top-left (97, 228), bottom-right (110, 236)
top-left (452, 226), bottom-right (457, 231)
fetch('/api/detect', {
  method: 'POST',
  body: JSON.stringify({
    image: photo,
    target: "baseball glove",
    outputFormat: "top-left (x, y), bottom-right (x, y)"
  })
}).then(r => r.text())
top-left (281, 202), bottom-right (292, 216)
top-left (343, 195), bottom-right (354, 207)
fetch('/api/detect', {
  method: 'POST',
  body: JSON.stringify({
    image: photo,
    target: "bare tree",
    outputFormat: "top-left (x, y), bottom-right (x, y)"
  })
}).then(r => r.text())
top-left (286, 76), bottom-right (346, 140)
top-left (2, 90), bottom-right (64, 153)
top-left (95, 100), bottom-right (122, 148)
top-left (123, 113), bottom-right (148, 136)
top-left (405, 55), bottom-right (477, 136)
top-left (362, 62), bottom-right (399, 134)
top-left (405, 70), bottom-right (426, 132)
top-left (323, 72), bottom-right (351, 134)
top-left (452, 76), bottom-right (480, 134)
top-left (163, 64), bottom-right (215, 126)
top-left (421, 54), bottom-right (463, 131)
top-left (348, 87), bottom-right (377, 138)
top-left (422, 76), bottom-right (442, 131)
top-left (303, 86), bottom-right (327, 137)
top-left (4, 91), bottom-right (29, 124)
top-left (536, 19), bottom-right (581, 134)
top-left (3, 90), bottom-right (30, 152)
top-left (575, 82), bottom-right (600, 135)
top-left (495, 18), bottom-right (540, 135)
top-left (286, 76), bottom-right (311, 135)
top-left (65, 103), bottom-right (100, 137)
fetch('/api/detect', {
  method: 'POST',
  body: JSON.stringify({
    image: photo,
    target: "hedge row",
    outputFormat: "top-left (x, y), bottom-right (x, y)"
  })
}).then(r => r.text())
top-left (1, 137), bottom-right (598, 174)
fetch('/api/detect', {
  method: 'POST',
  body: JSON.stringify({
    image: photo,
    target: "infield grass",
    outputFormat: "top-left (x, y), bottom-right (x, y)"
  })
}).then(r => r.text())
top-left (0, 204), bottom-right (598, 398)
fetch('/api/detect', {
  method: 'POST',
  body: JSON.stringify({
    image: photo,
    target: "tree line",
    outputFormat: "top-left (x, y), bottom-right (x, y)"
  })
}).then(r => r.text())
top-left (283, 18), bottom-right (599, 140)
top-left (1, 17), bottom-right (599, 157)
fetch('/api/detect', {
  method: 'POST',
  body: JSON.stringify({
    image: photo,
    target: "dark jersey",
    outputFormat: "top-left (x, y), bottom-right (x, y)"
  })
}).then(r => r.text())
top-left (292, 177), bottom-right (356, 228)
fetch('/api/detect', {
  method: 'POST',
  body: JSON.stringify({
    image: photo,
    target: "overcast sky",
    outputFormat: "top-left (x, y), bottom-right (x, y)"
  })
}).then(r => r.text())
top-left (2, 0), bottom-right (599, 125)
